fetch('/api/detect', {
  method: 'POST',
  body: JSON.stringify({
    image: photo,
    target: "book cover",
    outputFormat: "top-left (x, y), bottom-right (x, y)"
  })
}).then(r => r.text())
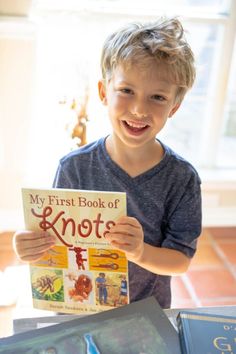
top-left (21, 188), bottom-right (129, 314)
top-left (1, 296), bottom-right (181, 354)
top-left (177, 310), bottom-right (236, 354)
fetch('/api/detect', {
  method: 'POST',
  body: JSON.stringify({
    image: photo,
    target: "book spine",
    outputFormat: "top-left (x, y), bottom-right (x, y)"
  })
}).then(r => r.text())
top-left (177, 316), bottom-right (189, 354)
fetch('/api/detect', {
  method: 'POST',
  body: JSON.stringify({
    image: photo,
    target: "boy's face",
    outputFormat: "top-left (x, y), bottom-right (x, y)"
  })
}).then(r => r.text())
top-left (98, 61), bottom-right (180, 149)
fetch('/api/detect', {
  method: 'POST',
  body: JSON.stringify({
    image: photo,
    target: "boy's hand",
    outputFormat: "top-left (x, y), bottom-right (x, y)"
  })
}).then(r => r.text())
top-left (105, 216), bottom-right (144, 262)
top-left (13, 230), bottom-right (57, 263)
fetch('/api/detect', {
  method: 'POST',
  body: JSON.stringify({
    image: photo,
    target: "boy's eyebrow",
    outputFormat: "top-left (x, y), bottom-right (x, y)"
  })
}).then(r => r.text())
top-left (115, 80), bottom-right (134, 87)
top-left (152, 87), bottom-right (174, 95)
top-left (116, 80), bottom-right (174, 94)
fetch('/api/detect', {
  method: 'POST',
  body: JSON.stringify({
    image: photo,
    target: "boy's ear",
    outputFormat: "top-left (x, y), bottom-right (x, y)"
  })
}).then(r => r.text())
top-left (98, 80), bottom-right (107, 105)
top-left (168, 103), bottom-right (181, 118)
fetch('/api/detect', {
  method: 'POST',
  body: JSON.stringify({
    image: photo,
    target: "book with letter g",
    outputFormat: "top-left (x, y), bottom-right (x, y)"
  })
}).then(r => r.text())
top-left (177, 310), bottom-right (236, 354)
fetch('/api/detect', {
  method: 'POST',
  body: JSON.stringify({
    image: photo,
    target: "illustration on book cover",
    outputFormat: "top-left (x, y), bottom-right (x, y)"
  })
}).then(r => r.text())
top-left (22, 188), bottom-right (128, 314)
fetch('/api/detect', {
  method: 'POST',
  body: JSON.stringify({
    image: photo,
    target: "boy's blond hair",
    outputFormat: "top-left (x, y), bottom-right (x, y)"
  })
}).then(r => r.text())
top-left (100, 17), bottom-right (195, 103)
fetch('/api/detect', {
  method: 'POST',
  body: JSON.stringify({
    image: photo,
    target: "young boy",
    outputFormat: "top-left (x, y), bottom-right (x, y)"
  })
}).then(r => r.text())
top-left (14, 17), bottom-right (202, 309)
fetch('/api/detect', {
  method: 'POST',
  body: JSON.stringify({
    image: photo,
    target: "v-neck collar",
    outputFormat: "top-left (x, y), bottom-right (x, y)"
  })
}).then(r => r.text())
top-left (99, 136), bottom-right (171, 185)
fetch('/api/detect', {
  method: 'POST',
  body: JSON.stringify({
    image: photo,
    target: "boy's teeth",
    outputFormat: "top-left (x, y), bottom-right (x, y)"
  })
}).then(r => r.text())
top-left (126, 121), bottom-right (147, 128)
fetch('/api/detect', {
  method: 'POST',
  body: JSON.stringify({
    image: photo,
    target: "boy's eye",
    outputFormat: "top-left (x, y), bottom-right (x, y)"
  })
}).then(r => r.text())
top-left (152, 95), bottom-right (166, 101)
top-left (120, 88), bottom-right (133, 94)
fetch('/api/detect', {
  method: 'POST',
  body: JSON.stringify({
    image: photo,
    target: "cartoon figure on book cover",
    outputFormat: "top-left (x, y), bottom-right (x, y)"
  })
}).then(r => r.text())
top-left (96, 272), bottom-right (108, 305)
top-left (118, 274), bottom-right (128, 305)
top-left (68, 246), bottom-right (88, 270)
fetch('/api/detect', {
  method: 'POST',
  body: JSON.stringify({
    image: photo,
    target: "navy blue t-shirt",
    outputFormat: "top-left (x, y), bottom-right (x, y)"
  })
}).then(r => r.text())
top-left (53, 136), bottom-right (202, 308)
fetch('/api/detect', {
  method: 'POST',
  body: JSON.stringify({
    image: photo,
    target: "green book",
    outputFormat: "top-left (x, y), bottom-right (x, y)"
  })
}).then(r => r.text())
top-left (177, 310), bottom-right (236, 354)
top-left (0, 296), bottom-right (181, 354)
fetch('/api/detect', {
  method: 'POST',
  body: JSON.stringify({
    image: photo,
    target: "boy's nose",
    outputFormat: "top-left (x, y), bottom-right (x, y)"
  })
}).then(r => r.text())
top-left (131, 100), bottom-right (148, 119)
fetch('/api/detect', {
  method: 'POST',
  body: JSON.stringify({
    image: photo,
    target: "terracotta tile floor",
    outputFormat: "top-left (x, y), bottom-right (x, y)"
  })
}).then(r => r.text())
top-left (171, 227), bottom-right (236, 308)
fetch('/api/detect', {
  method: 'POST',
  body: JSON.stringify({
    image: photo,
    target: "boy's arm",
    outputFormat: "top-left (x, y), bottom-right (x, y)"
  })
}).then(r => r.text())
top-left (133, 243), bottom-right (191, 275)
top-left (105, 216), bottom-right (192, 276)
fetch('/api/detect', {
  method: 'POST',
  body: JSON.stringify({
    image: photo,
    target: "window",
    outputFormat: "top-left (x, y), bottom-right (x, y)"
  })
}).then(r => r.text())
top-left (217, 35), bottom-right (236, 168)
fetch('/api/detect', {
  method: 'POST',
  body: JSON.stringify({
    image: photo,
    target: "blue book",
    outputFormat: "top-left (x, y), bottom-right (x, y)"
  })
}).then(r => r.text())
top-left (177, 310), bottom-right (236, 354)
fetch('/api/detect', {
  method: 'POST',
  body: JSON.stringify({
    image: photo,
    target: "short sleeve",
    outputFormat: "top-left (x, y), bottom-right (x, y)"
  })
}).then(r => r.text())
top-left (52, 162), bottom-right (75, 189)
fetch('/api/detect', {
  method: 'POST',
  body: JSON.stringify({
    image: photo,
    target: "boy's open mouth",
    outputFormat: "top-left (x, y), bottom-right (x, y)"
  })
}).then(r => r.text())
top-left (123, 120), bottom-right (149, 133)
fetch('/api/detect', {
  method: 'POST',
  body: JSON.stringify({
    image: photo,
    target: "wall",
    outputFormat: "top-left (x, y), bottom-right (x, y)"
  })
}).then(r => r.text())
top-left (0, 19), bottom-right (36, 229)
top-left (202, 179), bottom-right (236, 227)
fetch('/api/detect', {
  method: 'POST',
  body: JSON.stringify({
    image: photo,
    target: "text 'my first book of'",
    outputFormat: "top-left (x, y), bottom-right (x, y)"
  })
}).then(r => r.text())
top-left (22, 188), bottom-right (128, 314)
top-left (177, 310), bottom-right (236, 354)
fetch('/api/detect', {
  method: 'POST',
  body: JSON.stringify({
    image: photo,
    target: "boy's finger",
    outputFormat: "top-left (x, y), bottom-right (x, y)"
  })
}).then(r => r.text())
top-left (21, 252), bottom-right (48, 262)
top-left (14, 231), bottom-right (53, 242)
top-left (20, 242), bottom-right (56, 261)
top-left (16, 235), bottom-right (55, 250)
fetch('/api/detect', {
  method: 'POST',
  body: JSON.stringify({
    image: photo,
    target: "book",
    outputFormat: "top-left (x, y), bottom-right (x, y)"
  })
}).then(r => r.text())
top-left (1, 296), bottom-right (182, 354)
top-left (21, 187), bottom-right (129, 314)
top-left (177, 310), bottom-right (236, 354)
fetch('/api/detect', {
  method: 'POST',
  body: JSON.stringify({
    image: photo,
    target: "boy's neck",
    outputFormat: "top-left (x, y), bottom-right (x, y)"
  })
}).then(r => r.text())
top-left (105, 135), bottom-right (164, 178)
